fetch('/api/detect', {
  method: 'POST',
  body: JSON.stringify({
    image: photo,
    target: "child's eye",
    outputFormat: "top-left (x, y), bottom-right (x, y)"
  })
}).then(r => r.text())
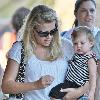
top-left (74, 43), bottom-right (77, 45)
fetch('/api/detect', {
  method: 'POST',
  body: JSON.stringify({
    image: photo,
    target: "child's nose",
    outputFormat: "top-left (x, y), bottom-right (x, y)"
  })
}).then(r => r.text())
top-left (77, 43), bottom-right (81, 48)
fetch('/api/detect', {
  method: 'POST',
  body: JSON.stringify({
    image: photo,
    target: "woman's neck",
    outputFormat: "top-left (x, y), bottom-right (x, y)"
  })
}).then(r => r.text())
top-left (34, 46), bottom-right (50, 60)
top-left (77, 25), bottom-right (94, 30)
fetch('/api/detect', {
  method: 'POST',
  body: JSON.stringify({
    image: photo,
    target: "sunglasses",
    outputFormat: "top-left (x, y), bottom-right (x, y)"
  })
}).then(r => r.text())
top-left (35, 27), bottom-right (58, 37)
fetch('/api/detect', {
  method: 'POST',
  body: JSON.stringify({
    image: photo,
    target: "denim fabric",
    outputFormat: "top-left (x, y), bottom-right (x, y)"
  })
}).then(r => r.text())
top-left (78, 95), bottom-right (88, 100)
top-left (93, 31), bottom-right (100, 60)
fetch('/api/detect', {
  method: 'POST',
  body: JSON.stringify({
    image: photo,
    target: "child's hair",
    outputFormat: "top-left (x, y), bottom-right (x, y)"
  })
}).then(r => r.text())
top-left (71, 26), bottom-right (95, 44)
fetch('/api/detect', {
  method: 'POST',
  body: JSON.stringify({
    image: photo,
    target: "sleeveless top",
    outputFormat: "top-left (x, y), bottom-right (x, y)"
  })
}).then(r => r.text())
top-left (66, 53), bottom-right (97, 86)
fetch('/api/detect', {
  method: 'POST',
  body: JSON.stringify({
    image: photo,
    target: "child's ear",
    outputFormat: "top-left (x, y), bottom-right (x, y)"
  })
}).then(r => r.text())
top-left (90, 41), bottom-right (94, 48)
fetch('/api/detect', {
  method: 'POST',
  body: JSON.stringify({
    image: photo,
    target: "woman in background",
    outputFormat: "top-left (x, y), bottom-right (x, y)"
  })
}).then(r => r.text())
top-left (61, 0), bottom-right (100, 100)
top-left (62, 0), bottom-right (99, 40)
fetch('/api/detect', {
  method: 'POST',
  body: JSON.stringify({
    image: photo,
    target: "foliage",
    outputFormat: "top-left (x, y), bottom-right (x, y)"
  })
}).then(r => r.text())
top-left (0, 0), bottom-right (55, 18)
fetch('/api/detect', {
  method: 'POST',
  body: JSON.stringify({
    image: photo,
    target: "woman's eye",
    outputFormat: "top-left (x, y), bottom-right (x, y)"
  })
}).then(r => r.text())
top-left (81, 9), bottom-right (87, 13)
top-left (81, 42), bottom-right (85, 44)
top-left (90, 9), bottom-right (95, 13)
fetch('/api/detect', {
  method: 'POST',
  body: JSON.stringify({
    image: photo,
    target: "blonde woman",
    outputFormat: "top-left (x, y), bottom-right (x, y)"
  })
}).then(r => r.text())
top-left (2, 5), bottom-right (89, 100)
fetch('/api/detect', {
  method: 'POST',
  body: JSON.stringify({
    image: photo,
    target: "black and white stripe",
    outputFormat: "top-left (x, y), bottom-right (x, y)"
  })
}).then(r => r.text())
top-left (66, 53), bottom-right (96, 86)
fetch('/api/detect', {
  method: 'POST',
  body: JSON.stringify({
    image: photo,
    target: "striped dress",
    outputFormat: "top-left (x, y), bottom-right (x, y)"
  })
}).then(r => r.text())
top-left (66, 53), bottom-right (96, 86)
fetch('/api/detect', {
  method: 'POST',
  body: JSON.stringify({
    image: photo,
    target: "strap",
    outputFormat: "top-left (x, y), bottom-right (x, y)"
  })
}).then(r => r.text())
top-left (16, 41), bottom-right (25, 82)
top-left (9, 41), bottom-right (26, 99)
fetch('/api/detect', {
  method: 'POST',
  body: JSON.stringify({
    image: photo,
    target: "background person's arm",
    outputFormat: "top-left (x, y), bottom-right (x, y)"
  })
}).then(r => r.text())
top-left (97, 60), bottom-right (100, 75)
top-left (93, 32), bottom-right (100, 75)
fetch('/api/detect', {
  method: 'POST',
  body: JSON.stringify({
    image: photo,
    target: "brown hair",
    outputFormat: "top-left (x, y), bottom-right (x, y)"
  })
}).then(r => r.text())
top-left (73, 0), bottom-right (96, 27)
top-left (12, 7), bottom-right (30, 32)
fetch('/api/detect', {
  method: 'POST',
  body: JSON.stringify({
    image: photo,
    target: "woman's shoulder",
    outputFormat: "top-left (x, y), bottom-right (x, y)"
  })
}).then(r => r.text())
top-left (8, 41), bottom-right (22, 54)
top-left (10, 41), bottom-right (22, 49)
top-left (95, 31), bottom-right (100, 40)
top-left (61, 28), bottom-right (73, 40)
top-left (93, 27), bottom-right (100, 37)
top-left (61, 37), bottom-right (72, 46)
top-left (8, 41), bottom-right (22, 64)
top-left (61, 37), bottom-right (74, 60)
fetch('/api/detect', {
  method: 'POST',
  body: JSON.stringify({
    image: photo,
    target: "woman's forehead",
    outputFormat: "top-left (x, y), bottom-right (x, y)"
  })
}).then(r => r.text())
top-left (79, 1), bottom-right (96, 9)
top-left (36, 21), bottom-right (56, 31)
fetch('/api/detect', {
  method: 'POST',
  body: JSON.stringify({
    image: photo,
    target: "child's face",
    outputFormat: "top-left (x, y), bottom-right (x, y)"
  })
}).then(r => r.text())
top-left (73, 33), bottom-right (93, 54)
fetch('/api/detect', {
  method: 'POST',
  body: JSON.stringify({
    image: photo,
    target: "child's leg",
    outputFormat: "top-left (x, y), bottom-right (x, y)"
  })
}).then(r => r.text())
top-left (49, 80), bottom-right (80, 99)
top-left (49, 82), bottom-right (67, 99)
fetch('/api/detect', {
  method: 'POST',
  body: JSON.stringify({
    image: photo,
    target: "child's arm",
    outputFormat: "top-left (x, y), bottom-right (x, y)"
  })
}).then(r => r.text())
top-left (88, 58), bottom-right (97, 100)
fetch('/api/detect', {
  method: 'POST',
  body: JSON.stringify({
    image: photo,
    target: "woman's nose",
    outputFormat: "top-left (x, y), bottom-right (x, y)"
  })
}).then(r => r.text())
top-left (87, 10), bottom-right (91, 16)
top-left (47, 34), bottom-right (52, 38)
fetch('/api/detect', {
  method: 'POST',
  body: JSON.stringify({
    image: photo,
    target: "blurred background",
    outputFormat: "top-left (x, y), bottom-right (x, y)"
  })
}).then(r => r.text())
top-left (0, 0), bottom-right (100, 31)
top-left (0, 0), bottom-right (100, 69)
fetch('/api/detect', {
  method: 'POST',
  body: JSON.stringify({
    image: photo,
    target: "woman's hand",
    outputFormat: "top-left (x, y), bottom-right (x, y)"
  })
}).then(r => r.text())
top-left (2, 59), bottom-right (54, 93)
top-left (35, 75), bottom-right (54, 89)
top-left (61, 88), bottom-right (77, 100)
top-left (62, 81), bottom-right (89, 100)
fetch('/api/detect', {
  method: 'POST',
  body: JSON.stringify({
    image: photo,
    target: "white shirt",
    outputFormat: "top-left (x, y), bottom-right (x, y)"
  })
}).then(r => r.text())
top-left (8, 38), bottom-right (73, 100)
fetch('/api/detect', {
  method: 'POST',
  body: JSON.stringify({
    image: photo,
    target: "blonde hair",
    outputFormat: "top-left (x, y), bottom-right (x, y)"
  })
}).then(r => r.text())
top-left (72, 26), bottom-right (95, 43)
top-left (22, 5), bottom-right (62, 61)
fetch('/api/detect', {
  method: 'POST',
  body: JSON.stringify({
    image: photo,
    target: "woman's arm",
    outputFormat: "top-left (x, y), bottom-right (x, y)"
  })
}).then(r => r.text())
top-left (88, 58), bottom-right (97, 100)
top-left (2, 59), bottom-right (54, 94)
top-left (61, 82), bottom-right (89, 100)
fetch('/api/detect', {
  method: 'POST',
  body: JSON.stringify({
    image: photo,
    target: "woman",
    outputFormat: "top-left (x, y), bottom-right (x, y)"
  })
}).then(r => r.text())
top-left (61, 0), bottom-right (100, 99)
top-left (62, 0), bottom-right (99, 40)
top-left (93, 32), bottom-right (100, 100)
top-left (2, 5), bottom-right (88, 100)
